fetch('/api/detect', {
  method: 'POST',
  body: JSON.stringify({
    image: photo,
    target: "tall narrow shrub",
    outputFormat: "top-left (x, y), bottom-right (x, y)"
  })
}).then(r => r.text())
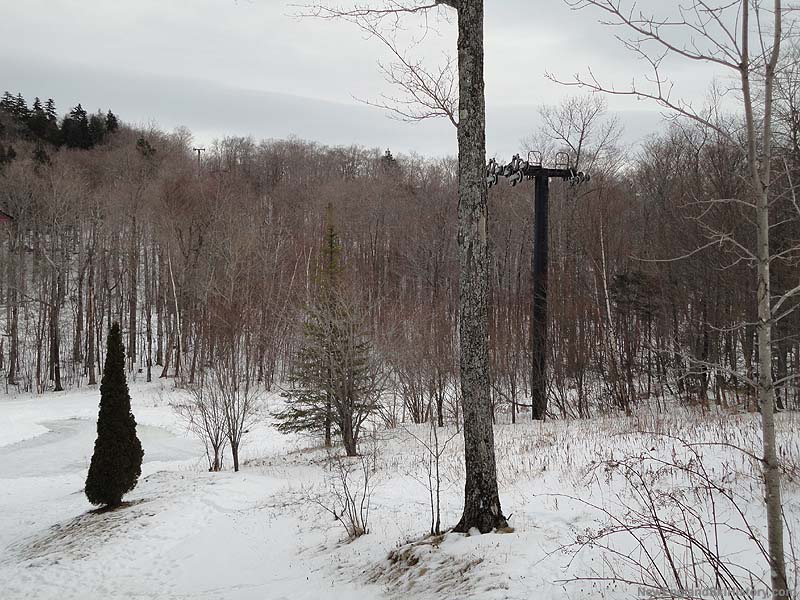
top-left (85, 322), bottom-right (144, 507)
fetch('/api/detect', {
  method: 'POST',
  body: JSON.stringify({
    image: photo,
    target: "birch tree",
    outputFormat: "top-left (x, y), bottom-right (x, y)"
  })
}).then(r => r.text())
top-left (553, 1), bottom-right (793, 595)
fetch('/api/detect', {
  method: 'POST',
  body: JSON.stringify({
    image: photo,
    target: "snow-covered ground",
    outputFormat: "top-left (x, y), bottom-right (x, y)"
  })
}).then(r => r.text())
top-left (1, 382), bottom-right (798, 599)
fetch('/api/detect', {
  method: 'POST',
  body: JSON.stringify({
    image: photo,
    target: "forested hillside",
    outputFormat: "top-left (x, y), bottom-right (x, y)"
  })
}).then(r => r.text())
top-left (0, 91), bottom-right (797, 418)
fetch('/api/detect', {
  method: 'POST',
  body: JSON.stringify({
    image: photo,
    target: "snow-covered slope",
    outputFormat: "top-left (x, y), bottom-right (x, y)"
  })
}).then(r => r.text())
top-left (1, 382), bottom-right (797, 599)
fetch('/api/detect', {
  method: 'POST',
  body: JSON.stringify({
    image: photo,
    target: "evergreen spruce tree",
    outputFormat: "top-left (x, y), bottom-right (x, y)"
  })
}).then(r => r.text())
top-left (85, 323), bottom-right (144, 507)
top-left (275, 295), bottom-right (381, 456)
top-left (62, 104), bottom-right (91, 149)
top-left (105, 110), bottom-right (119, 133)
top-left (13, 93), bottom-right (29, 121)
top-left (274, 309), bottom-right (339, 442)
top-left (275, 214), bottom-right (341, 446)
top-left (28, 97), bottom-right (49, 139)
top-left (0, 92), bottom-right (14, 114)
top-left (89, 113), bottom-right (107, 145)
top-left (380, 148), bottom-right (402, 178)
top-left (44, 98), bottom-right (58, 122)
top-left (43, 99), bottom-right (61, 146)
top-left (274, 210), bottom-right (382, 455)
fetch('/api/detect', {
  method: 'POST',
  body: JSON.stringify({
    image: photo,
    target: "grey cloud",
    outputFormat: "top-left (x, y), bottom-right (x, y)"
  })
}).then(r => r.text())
top-left (0, 0), bottom-right (686, 158)
top-left (0, 55), bottom-right (457, 155)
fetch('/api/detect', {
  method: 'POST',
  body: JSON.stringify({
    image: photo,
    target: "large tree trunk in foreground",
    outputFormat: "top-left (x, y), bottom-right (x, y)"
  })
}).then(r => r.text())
top-left (452, 0), bottom-right (507, 534)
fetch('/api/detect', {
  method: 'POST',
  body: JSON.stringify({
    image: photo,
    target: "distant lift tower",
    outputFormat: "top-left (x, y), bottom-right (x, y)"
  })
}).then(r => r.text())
top-left (192, 147), bottom-right (206, 171)
top-left (486, 151), bottom-right (589, 420)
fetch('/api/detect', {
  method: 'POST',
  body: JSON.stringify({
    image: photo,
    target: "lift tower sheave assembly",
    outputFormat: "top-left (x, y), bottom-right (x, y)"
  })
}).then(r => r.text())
top-left (486, 152), bottom-right (589, 421)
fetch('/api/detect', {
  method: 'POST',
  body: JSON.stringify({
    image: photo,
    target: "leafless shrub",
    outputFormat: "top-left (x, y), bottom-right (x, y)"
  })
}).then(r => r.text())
top-left (172, 383), bottom-right (228, 471)
top-left (172, 344), bottom-right (263, 473)
top-left (555, 434), bottom-right (796, 599)
top-left (307, 444), bottom-right (380, 540)
top-left (208, 354), bottom-right (263, 473)
top-left (403, 419), bottom-right (460, 535)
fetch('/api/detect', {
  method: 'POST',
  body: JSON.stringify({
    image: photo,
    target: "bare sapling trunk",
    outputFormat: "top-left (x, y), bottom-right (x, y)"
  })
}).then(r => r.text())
top-left (741, 2), bottom-right (789, 596)
top-left (7, 227), bottom-right (20, 386)
top-left (128, 218), bottom-right (138, 372)
top-left (168, 247), bottom-right (182, 379)
top-left (325, 378), bottom-right (333, 448)
top-left (49, 242), bottom-right (63, 392)
top-left (156, 249), bottom-right (164, 366)
top-left (87, 244), bottom-right (97, 386)
top-left (143, 243), bottom-right (153, 383)
top-left (216, 338), bottom-right (261, 473)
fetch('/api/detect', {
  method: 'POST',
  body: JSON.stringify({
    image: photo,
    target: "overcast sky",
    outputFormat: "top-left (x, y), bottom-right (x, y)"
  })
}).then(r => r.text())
top-left (0, 0), bottom-right (733, 158)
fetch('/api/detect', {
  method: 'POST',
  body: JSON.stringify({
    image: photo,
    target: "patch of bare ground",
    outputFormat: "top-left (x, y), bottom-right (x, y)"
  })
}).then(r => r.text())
top-left (5, 498), bottom-right (154, 565)
top-left (365, 533), bottom-right (510, 599)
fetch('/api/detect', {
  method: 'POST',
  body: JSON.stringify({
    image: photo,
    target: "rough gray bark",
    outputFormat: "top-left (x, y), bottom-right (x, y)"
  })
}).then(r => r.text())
top-left (451, 0), bottom-right (507, 534)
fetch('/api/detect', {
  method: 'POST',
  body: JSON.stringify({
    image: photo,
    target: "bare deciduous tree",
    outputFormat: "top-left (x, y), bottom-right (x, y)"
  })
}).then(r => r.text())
top-left (551, 1), bottom-right (794, 595)
top-left (174, 382), bottom-right (228, 471)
